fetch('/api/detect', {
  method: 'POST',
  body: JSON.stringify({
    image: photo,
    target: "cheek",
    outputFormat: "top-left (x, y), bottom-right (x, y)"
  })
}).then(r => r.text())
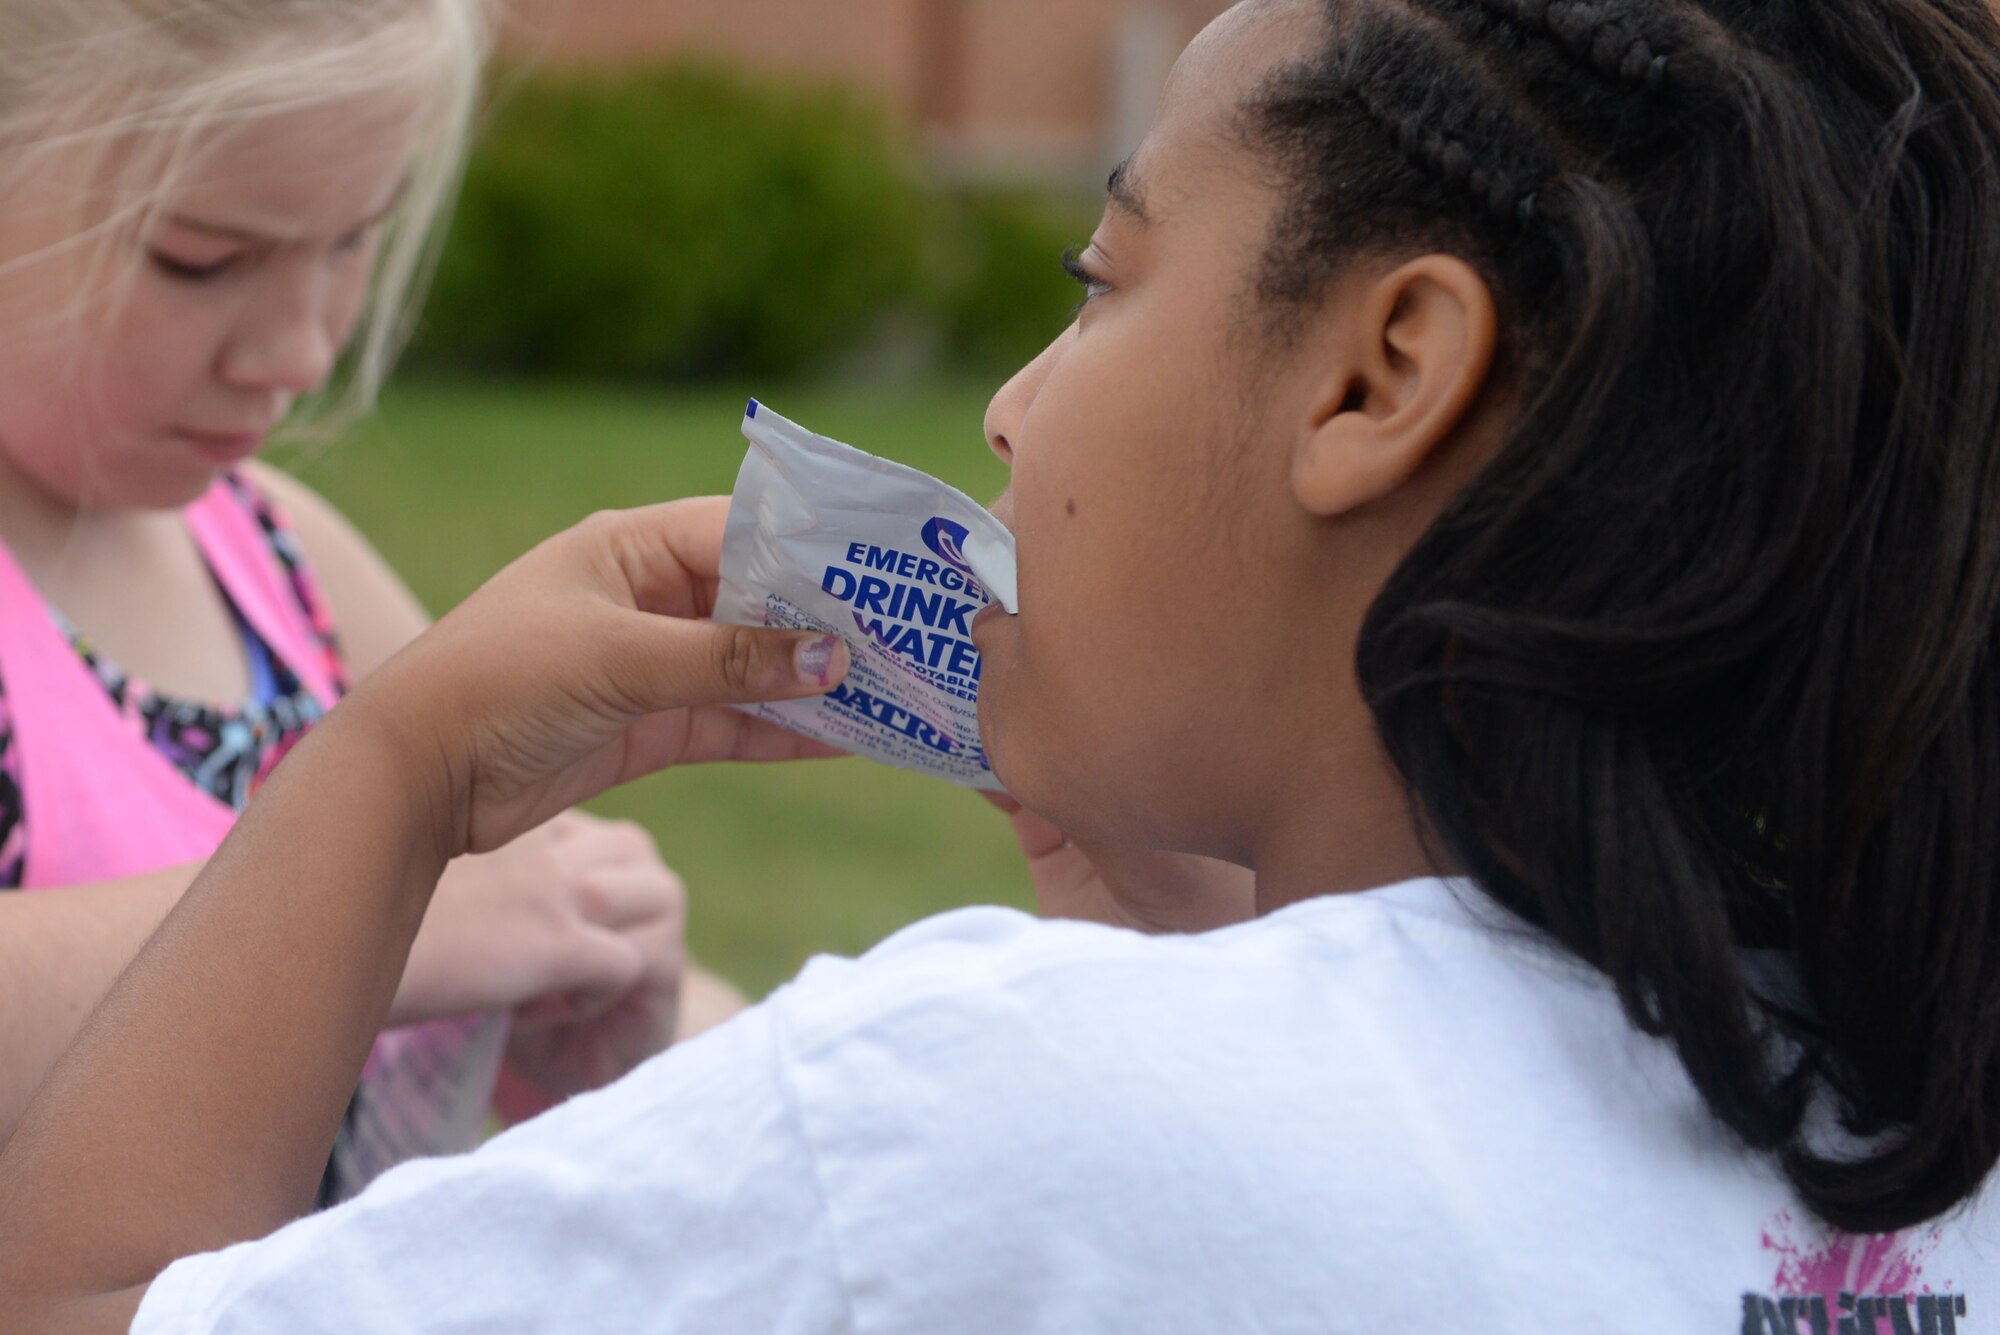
top-left (321, 232), bottom-right (389, 350)
top-left (96, 289), bottom-right (224, 416)
top-left (1011, 334), bottom-right (1215, 638)
top-left (980, 347), bottom-right (1224, 830)
top-left (0, 339), bottom-right (88, 490)
top-left (326, 260), bottom-right (374, 346)
top-left (0, 332), bottom-right (103, 460)
top-left (0, 289), bottom-right (222, 490)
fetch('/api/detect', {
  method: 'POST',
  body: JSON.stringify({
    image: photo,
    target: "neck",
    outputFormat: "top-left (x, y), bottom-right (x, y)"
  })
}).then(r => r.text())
top-left (1249, 724), bottom-right (1449, 915)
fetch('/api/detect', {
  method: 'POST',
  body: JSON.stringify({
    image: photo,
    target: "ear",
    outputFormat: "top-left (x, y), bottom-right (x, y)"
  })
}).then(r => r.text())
top-left (1291, 255), bottom-right (1498, 517)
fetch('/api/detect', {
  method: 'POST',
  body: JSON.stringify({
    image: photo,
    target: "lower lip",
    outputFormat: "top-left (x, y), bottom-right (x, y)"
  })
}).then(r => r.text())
top-left (175, 430), bottom-right (266, 464)
top-left (976, 603), bottom-right (1024, 651)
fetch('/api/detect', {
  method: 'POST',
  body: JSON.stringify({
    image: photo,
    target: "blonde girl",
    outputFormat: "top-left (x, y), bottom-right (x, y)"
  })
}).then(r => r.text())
top-left (0, 0), bottom-right (716, 1200)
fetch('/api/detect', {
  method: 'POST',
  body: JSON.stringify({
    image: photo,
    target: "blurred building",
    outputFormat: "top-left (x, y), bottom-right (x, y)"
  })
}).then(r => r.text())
top-left (502, 0), bottom-right (1237, 183)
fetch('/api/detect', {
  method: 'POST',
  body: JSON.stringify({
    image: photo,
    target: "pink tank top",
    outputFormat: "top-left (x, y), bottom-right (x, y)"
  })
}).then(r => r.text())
top-left (0, 475), bottom-right (505, 1199)
top-left (0, 483), bottom-right (337, 884)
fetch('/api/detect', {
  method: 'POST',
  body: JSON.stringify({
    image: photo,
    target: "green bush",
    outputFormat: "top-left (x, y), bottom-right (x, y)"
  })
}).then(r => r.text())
top-left (413, 62), bottom-right (1100, 382)
top-left (417, 62), bottom-right (928, 380)
top-left (926, 187), bottom-right (1098, 374)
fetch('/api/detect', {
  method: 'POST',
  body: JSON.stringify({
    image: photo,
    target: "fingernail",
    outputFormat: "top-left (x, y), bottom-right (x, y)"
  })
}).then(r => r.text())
top-left (795, 634), bottom-right (840, 688)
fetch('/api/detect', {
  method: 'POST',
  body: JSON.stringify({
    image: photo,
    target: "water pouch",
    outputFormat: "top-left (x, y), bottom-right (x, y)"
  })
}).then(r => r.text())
top-left (716, 400), bottom-right (1018, 791)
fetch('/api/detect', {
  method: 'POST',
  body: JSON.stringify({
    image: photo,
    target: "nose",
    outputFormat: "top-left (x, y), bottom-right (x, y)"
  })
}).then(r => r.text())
top-left (984, 324), bottom-right (1075, 466)
top-left (218, 266), bottom-right (342, 397)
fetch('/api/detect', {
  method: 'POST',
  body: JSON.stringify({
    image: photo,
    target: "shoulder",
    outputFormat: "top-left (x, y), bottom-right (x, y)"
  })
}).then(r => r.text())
top-left (737, 884), bottom-right (1696, 1326)
top-left (764, 880), bottom-right (1617, 1177)
top-left (137, 1002), bottom-right (851, 1332)
top-left (773, 878), bottom-right (1589, 1055)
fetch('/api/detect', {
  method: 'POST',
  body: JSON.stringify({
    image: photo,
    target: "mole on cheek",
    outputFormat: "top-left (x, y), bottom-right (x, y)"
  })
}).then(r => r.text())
top-left (1066, 499), bottom-right (1078, 518)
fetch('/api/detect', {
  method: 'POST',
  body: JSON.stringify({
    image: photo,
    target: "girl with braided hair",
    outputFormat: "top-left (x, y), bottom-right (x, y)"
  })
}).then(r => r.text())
top-left (3, 0), bottom-right (2000, 1328)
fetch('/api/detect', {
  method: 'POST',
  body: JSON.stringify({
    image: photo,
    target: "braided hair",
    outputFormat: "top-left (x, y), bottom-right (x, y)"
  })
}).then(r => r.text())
top-left (1245, 0), bottom-right (2000, 1233)
top-left (1476, 0), bottom-right (1671, 89)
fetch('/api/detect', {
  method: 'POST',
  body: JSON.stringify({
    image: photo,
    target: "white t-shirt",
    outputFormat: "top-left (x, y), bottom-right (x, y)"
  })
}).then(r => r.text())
top-left (133, 878), bottom-right (1998, 1333)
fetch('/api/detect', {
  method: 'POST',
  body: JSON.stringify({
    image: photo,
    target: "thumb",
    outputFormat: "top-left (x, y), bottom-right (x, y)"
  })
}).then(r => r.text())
top-left (607, 616), bottom-right (850, 714)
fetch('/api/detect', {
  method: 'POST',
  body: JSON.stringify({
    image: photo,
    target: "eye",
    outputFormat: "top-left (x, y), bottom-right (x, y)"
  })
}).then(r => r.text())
top-left (149, 250), bottom-right (238, 282)
top-left (332, 220), bottom-right (381, 257)
top-left (1061, 246), bottom-right (1112, 317)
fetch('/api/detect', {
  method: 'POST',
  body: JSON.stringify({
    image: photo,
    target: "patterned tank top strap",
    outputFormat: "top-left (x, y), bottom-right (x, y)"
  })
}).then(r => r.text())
top-left (183, 471), bottom-right (347, 709)
top-left (0, 683), bottom-right (22, 887)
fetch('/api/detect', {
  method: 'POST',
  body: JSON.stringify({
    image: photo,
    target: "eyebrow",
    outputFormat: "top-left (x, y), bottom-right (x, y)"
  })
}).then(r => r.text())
top-left (1106, 158), bottom-right (1153, 226)
top-left (164, 186), bottom-right (407, 245)
top-left (161, 217), bottom-right (280, 244)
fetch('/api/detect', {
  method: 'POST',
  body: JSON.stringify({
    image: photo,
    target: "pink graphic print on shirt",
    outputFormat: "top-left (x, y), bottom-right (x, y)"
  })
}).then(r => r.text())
top-left (1742, 1211), bottom-right (1968, 1334)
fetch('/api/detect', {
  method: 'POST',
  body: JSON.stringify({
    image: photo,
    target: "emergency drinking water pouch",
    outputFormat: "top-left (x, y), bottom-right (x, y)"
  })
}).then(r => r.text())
top-left (716, 400), bottom-right (1018, 791)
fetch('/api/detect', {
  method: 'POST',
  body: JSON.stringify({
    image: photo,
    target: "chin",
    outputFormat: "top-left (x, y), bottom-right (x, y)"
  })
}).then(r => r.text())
top-left (123, 456), bottom-right (231, 511)
top-left (32, 448), bottom-right (220, 514)
top-left (984, 728), bottom-right (1164, 850)
top-left (104, 473), bottom-right (217, 513)
top-left (978, 705), bottom-right (1064, 818)
top-left (979, 674), bottom-right (1186, 846)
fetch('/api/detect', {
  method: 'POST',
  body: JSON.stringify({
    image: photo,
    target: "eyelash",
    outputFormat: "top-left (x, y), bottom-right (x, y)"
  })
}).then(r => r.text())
top-left (1061, 246), bottom-right (1112, 316)
top-left (150, 252), bottom-right (236, 282)
top-left (148, 220), bottom-right (378, 283)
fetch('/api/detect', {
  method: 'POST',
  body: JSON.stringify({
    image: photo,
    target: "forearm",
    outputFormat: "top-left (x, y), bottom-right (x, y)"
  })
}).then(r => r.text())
top-left (0, 849), bottom-right (500, 1146)
top-left (0, 495), bottom-right (843, 1332)
top-left (0, 701), bottom-right (449, 1328)
top-left (0, 864), bottom-right (200, 1140)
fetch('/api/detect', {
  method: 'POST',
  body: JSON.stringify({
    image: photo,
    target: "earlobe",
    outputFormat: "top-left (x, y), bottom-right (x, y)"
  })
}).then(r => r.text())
top-left (1292, 256), bottom-right (1499, 517)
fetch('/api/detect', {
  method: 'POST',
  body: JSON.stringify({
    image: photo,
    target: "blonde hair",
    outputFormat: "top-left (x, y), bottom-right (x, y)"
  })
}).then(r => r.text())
top-left (0, 0), bottom-right (492, 426)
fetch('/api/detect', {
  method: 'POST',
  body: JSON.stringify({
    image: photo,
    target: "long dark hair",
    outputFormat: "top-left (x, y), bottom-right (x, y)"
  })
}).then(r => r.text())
top-left (1249, 0), bottom-right (2000, 1232)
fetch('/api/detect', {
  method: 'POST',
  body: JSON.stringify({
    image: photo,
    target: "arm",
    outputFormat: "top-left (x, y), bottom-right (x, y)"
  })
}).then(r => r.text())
top-left (0, 705), bottom-right (450, 1332)
top-left (0, 499), bottom-right (844, 1333)
top-left (0, 840), bottom-right (677, 1148)
top-left (0, 865), bottom-right (194, 1140)
top-left (0, 473), bottom-right (669, 1151)
top-left (254, 462), bottom-right (748, 1094)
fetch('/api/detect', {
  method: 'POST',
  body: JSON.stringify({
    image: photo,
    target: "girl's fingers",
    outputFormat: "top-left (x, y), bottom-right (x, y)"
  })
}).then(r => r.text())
top-left (518, 927), bottom-right (644, 1027)
top-left (590, 497), bottom-right (731, 617)
top-left (605, 614), bottom-right (850, 715)
top-left (670, 708), bottom-right (849, 766)
top-left (553, 815), bottom-right (661, 871)
top-left (1004, 804), bottom-right (1075, 860)
top-left (597, 707), bottom-right (845, 790)
top-left (571, 864), bottom-right (683, 932)
top-left (378, 502), bottom-right (856, 853)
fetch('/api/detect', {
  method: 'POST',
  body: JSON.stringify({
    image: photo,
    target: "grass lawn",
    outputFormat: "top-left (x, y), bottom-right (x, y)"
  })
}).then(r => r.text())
top-left (273, 376), bottom-right (1032, 998)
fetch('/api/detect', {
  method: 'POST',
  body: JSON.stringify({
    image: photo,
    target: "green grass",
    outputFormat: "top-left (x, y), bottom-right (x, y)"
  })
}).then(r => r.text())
top-left (273, 377), bottom-right (1031, 997)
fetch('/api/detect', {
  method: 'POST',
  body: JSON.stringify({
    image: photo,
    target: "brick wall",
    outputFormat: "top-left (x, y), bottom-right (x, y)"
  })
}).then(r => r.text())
top-left (501, 0), bottom-right (1237, 181)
